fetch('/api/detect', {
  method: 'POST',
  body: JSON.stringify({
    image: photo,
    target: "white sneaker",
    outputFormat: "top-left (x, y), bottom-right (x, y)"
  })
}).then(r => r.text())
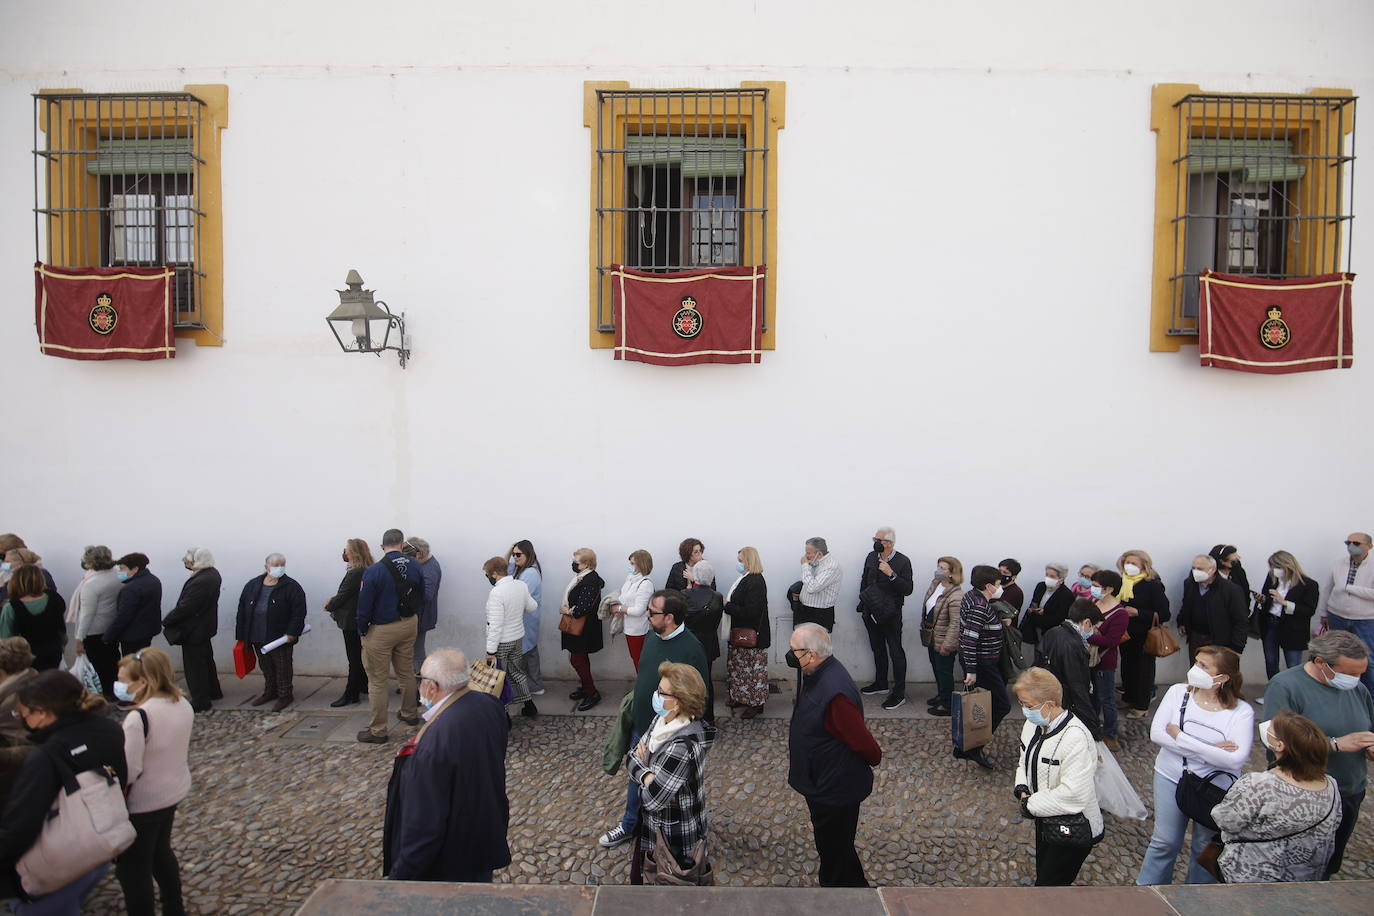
top-left (531, 688), bottom-right (546, 696)
top-left (599, 825), bottom-right (631, 848)
top-left (1256, 696), bottom-right (1265, 705)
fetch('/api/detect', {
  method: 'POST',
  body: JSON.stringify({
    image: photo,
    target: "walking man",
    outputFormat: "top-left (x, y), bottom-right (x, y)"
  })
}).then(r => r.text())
top-left (356, 529), bottom-right (423, 743)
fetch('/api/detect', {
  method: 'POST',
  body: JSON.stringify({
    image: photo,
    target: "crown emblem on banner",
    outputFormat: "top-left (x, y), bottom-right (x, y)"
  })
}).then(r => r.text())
top-left (1259, 305), bottom-right (1291, 350)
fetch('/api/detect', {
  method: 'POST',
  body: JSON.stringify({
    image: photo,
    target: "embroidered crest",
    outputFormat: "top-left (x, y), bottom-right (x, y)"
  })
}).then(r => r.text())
top-left (671, 296), bottom-right (703, 339)
top-left (89, 292), bottom-right (118, 336)
top-left (1259, 305), bottom-right (1291, 350)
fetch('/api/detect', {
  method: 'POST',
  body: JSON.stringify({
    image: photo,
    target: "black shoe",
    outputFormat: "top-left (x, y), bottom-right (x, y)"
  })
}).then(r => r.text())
top-left (569, 688), bottom-right (588, 701)
top-left (967, 747), bottom-right (995, 771)
top-left (521, 700), bottom-right (538, 718)
top-left (860, 683), bottom-right (890, 696)
top-left (881, 694), bottom-right (907, 710)
top-left (576, 692), bottom-right (602, 712)
top-left (951, 747), bottom-right (967, 759)
top-left (768, 682), bottom-right (781, 694)
top-left (926, 696), bottom-right (941, 707)
top-left (930, 704), bottom-right (952, 717)
top-left (329, 695), bottom-right (353, 708)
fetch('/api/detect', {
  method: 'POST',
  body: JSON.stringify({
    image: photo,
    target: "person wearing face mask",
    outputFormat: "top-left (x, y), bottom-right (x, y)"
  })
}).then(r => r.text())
top-left (0, 669), bottom-right (126, 909)
top-left (504, 540), bottom-right (543, 697)
top-left (1260, 630), bottom-right (1374, 876)
top-left (0, 566), bottom-right (66, 672)
top-left (922, 557), bottom-right (965, 717)
top-left (792, 538), bottom-right (842, 633)
top-left (72, 545), bottom-right (123, 700)
top-left (0, 545), bottom-right (59, 606)
top-left (997, 559), bottom-right (1025, 623)
top-left (324, 539), bottom-right (373, 708)
top-left (1255, 550), bottom-right (1319, 682)
top-left (384, 648), bottom-right (511, 884)
top-left (159, 548), bottom-right (223, 714)
top-left (479, 556), bottom-right (538, 721)
top-left (956, 565), bottom-right (1012, 769)
top-left (1207, 544), bottom-right (1250, 596)
top-left (105, 552), bottom-right (162, 661)
top-left (0, 638), bottom-right (38, 814)
top-left (1178, 554), bottom-right (1249, 662)
top-left (1318, 532), bottom-right (1374, 697)
top-left (724, 547), bottom-right (770, 718)
top-left (1086, 571), bottom-right (1129, 751)
top-left (1012, 667), bottom-right (1103, 886)
top-left (787, 623), bottom-right (881, 887)
top-left (599, 591), bottom-right (708, 866)
top-left (112, 648), bottom-right (193, 916)
top-left (1035, 599), bottom-right (1105, 742)
top-left (607, 550), bottom-right (654, 671)
top-left (681, 560), bottom-right (724, 722)
top-left (559, 548), bottom-right (604, 711)
top-left (857, 528), bottom-right (914, 711)
top-left (234, 552), bottom-right (307, 713)
top-left (404, 538), bottom-right (443, 678)
top-left (1136, 646), bottom-right (1252, 885)
top-left (625, 662), bottom-right (717, 885)
top-left (1020, 563), bottom-right (1076, 653)
top-left (1070, 564), bottom-right (1099, 603)
top-left (1210, 710), bottom-right (1342, 883)
top-left (1114, 549), bottom-right (1170, 719)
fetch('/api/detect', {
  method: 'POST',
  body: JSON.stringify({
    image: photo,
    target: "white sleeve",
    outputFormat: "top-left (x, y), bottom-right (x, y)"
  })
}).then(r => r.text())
top-left (484, 589), bottom-right (503, 654)
top-left (624, 579), bottom-right (651, 619)
top-left (1026, 730), bottom-right (1096, 818)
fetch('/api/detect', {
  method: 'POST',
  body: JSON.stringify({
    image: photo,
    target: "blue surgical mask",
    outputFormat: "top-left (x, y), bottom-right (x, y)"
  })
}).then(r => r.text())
top-left (1023, 704), bottom-right (1050, 728)
top-left (651, 690), bottom-right (669, 717)
top-left (736, 562), bottom-right (746, 574)
top-left (269, 566), bottom-right (286, 579)
top-left (629, 564), bottom-right (637, 574)
top-left (419, 693), bottom-right (434, 710)
top-left (116, 569), bottom-right (129, 582)
top-left (1089, 585), bottom-right (1103, 600)
top-left (1076, 575), bottom-right (1091, 588)
top-left (807, 560), bottom-right (819, 569)
top-left (0, 563), bottom-right (10, 574)
top-left (1322, 661), bottom-right (1362, 691)
top-left (113, 681), bottom-right (135, 703)
top-left (1348, 542), bottom-right (1365, 557)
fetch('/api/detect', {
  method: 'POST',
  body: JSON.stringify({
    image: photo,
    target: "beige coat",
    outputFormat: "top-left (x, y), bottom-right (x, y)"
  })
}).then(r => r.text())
top-left (922, 581), bottom-right (965, 653)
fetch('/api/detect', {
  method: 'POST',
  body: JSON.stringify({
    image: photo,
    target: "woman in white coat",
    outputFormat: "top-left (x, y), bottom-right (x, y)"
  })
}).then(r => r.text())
top-left (608, 550), bottom-right (654, 671)
top-left (1013, 667), bottom-right (1103, 886)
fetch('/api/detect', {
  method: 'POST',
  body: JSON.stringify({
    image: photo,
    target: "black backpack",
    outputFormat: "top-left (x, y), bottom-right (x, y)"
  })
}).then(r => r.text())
top-left (384, 557), bottom-right (423, 618)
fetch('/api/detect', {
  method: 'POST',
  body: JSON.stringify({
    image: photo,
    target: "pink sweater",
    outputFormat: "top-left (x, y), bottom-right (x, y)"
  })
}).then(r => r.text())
top-left (122, 696), bottom-right (194, 814)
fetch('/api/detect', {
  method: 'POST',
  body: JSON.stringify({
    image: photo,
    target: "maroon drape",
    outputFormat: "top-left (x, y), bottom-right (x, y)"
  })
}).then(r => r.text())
top-left (612, 265), bottom-right (765, 366)
top-left (1199, 269), bottom-right (1353, 374)
top-left (34, 262), bottom-right (175, 360)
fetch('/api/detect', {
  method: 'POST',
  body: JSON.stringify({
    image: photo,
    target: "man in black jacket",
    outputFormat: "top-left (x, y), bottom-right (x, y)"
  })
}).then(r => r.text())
top-left (1035, 599), bottom-right (1104, 743)
top-left (162, 547), bottom-right (223, 713)
top-left (1179, 553), bottom-right (1249, 661)
top-left (105, 552), bottom-right (162, 658)
top-left (857, 527), bottom-right (915, 710)
top-left (235, 552), bottom-right (308, 711)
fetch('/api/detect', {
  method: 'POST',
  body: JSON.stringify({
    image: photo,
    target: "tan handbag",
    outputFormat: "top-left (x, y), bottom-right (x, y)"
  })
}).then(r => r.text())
top-left (558, 613), bottom-right (587, 637)
top-left (1143, 613), bottom-right (1181, 658)
top-left (642, 829), bottom-right (714, 886)
top-left (467, 658), bottom-right (508, 698)
top-left (16, 747), bottom-right (136, 896)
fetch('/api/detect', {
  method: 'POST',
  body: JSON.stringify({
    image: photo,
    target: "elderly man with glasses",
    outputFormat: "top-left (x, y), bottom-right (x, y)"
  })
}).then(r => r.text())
top-left (857, 527), bottom-right (914, 710)
top-left (1320, 532), bottom-right (1374, 698)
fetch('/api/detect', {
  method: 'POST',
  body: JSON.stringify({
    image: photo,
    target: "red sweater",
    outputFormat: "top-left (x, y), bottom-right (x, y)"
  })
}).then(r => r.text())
top-left (823, 694), bottom-right (882, 766)
top-left (1087, 602), bottom-right (1130, 670)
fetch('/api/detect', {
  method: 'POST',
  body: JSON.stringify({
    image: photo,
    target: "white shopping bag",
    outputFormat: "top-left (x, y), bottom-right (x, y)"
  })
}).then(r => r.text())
top-left (1095, 740), bottom-right (1147, 820)
top-left (66, 653), bottom-right (104, 697)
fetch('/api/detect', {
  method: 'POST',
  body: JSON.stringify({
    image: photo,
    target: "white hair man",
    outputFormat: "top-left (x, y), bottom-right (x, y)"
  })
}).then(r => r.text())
top-left (793, 537), bottom-right (842, 633)
top-left (163, 546), bottom-right (223, 713)
top-left (384, 647), bottom-right (512, 884)
top-left (234, 552), bottom-right (307, 712)
top-left (1178, 553), bottom-right (1249, 661)
top-left (857, 526), bottom-right (914, 710)
top-left (786, 622), bottom-right (882, 888)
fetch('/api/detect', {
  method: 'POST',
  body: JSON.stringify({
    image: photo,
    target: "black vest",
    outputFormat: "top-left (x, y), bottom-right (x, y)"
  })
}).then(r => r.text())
top-left (788, 656), bottom-right (873, 806)
top-left (11, 595), bottom-right (66, 669)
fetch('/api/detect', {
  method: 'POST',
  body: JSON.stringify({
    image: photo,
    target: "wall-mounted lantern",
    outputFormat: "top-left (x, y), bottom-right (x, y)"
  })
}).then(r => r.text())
top-left (325, 269), bottom-right (409, 368)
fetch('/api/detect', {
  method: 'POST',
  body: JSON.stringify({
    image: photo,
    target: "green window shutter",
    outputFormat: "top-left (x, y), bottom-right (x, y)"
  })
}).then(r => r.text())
top-left (85, 138), bottom-right (196, 176)
top-left (1186, 138), bottom-right (1305, 183)
top-left (624, 135), bottom-right (744, 178)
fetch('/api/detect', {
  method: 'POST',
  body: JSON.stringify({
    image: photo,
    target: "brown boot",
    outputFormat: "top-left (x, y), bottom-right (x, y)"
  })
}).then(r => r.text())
top-left (740, 705), bottom-right (763, 719)
top-left (250, 693), bottom-right (274, 707)
top-left (271, 696), bottom-right (293, 712)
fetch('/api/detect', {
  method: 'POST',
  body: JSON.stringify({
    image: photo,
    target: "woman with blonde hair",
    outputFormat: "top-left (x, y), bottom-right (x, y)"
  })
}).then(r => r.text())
top-left (560, 548), bottom-right (605, 710)
top-left (114, 648), bottom-right (193, 915)
top-left (326, 538), bottom-right (374, 708)
top-left (1256, 550), bottom-right (1319, 679)
top-left (724, 546), bottom-right (770, 718)
top-left (922, 556), bottom-right (964, 716)
top-left (608, 549), bottom-right (654, 670)
top-left (1116, 549), bottom-right (1171, 718)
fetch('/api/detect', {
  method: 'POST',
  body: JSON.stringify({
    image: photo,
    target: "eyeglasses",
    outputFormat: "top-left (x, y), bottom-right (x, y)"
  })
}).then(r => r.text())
top-left (657, 690), bottom-right (678, 700)
top-left (1345, 541), bottom-right (1366, 547)
top-left (511, 552), bottom-right (524, 558)
top-left (647, 609), bottom-right (669, 618)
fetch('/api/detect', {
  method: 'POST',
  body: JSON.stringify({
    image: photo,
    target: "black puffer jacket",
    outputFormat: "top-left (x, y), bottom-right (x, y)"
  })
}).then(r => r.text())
top-left (105, 567), bottom-right (163, 645)
top-left (161, 567), bottom-right (222, 646)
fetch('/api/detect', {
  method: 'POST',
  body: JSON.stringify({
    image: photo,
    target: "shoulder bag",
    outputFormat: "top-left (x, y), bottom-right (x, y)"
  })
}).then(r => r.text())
top-left (1035, 812), bottom-right (1097, 848)
top-left (1143, 612), bottom-right (1181, 658)
top-left (15, 743), bottom-right (137, 896)
top-left (1173, 692), bottom-right (1237, 833)
top-left (1196, 782), bottom-right (1338, 881)
top-left (468, 657), bottom-right (508, 700)
top-left (558, 612), bottom-right (587, 637)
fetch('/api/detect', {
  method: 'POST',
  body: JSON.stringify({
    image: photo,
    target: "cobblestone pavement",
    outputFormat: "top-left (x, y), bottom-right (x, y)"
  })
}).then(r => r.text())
top-left (78, 684), bottom-right (1374, 914)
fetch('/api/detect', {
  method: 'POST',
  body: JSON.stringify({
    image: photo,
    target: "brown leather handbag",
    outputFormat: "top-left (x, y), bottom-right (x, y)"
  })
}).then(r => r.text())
top-left (558, 612), bottom-right (587, 637)
top-left (727, 626), bottom-right (758, 648)
top-left (1143, 613), bottom-right (1181, 658)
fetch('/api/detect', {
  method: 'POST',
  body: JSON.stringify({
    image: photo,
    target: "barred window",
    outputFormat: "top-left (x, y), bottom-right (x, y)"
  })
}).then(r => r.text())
top-left (33, 89), bottom-right (228, 342)
top-left (585, 83), bottom-right (785, 349)
top-left (1150, 86), bottom-right (1356, 348)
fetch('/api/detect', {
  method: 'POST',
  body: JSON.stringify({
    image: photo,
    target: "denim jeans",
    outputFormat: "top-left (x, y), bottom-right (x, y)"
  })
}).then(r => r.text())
top-left (1261, 624), bottom-right (1303, 680)
top-left (618, 729), bottom-right (642, 833)
top-left (1327, 614), bottom-right (1374, 698)
top-left (9, 863), bottom-right (109, 915)
top-left (1136, 771), bottom-right (1218, 885)
top-left (1091, 667), bottom-right (1118, 740)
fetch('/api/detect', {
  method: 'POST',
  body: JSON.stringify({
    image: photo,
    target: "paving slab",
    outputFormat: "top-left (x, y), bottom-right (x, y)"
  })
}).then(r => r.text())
top-left (293, 676), bottom-right (354, 710)
top-left (596, 886), bottom-right (886, 916)
top-left (1155, 879), bottom-right (1374, 915)
top-left (297, 879), bottom-right (597, 915)
top-left (323, 710), bottom-right (374, 742)
top-left (881, 885), bottom-right (1170, 916)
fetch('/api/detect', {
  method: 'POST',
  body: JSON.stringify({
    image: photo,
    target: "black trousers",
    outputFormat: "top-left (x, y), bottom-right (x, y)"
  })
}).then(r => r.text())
top-left (795, 605), bottom-right (835, 632)
top-left (116, 804), bottom-right (185, 916)
top-left (862, 614), bottom-right (906, 694)
top-left (180, 641), bottom-right (223, 711)
top-left (1119, 637), bottom-right (1155, 711)
top-left (1034, 829), bottom-right (1091, 886)
top-left (83, 635), bottom-right (121, 699)
top-left (1328, 789), bottom-right (1365, 876)
top-left (342, 626), bottom-right (368, 699)
top-left (976, 658), bottom-right (1011, 733)
top-left (702, 657), bottom-right (716, 723)
top-left (120, 636), bottom-right (153, 657)
top-left (805, 798), bottom-right (868, 887)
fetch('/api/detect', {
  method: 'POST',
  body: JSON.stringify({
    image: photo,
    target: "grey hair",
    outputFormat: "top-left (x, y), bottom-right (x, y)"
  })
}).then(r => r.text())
top-left (1045, 562), bottom-right (1069, 578)
top-left (382, 528), bottom-right (405, 548)
top-left (1195, 554), bottom-right (1217, 570)
top-left (806, 537), bottom-right (829, 555)
top-left (876, 527), bottom-right (895, 542)
top-left (792, 622), bottom-right (833, 658)
top-left (690, 559), bottom-right (715, 587)
top-left (264, 553), bottom-right (286, 567)
top-left (183, 547), bottom-right (215, 570)
top-left (1305, 630), bottom-right (1369, 664)
top-left (1079, 563), bottom-right (1100, 575)
top-left (407, 537), bottom-right (431, 559)
top-left (420, 648), bottom-right (469, 690)
top-left (82, 545), bottom-right (114, 570)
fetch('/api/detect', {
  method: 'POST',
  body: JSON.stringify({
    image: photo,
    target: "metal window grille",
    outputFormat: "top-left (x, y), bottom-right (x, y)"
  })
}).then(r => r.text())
top-left (1168, 93), bottom-right (1356, 333)
top-left (593, 87), bottom-right (770, 332)
top-left (33, 92), bottom-right (208, 328)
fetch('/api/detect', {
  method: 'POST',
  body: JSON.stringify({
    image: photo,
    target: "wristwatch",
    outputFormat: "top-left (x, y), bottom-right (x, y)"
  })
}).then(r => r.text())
top-left (1331, 737), bottom-right (1340, 752)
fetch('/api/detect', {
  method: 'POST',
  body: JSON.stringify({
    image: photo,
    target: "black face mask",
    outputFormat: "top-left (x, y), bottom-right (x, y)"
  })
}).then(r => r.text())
top-left (784, 650), bottom-right (802, 669)
top-left (873, 541), bottom-right (884, 555)
top-left (1000, 574), bottom-right (1014, 585)
top-left (486, 575), bottom-right (496, 586)
top-left (570, 561), bottom-right (580, 574)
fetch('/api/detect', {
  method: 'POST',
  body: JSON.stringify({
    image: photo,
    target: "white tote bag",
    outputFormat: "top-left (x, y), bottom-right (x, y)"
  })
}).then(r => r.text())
top-left (1094, 741), bottom-right (1147, 820)
top-left (16, 745), bottom-right (136, 896)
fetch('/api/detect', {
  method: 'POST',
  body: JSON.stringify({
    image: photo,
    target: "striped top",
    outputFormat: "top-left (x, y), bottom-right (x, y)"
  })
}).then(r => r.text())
top-left (800, 553), bottom-right (843, 609)
top-left (958, 589), bottom-right (1003, 669)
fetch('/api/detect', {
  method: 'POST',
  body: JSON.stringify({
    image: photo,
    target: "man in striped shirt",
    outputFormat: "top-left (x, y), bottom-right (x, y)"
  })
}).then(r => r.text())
top-left (956, 564), bottom-right (1012, 769)
top-left (794, 537), bottom-right (843, 632)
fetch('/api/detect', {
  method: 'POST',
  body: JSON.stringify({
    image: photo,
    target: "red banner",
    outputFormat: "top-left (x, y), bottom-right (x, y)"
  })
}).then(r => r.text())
top-left (1199, 270), bottom-right (1353, 374)
top-left (34, 262), bottom-right (175, 361)
top-left (612, 265), bottom-right (764, 366)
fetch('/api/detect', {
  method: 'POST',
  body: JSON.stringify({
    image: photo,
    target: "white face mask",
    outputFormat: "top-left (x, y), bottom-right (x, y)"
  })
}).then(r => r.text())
top-left (1257, 719), bottom-right (1275, 750)
top-left (1191, 568), bottom-right (1210, 583)
top-left (269, 566), bottom-right (286, 579)
top-left (1271, 567), bottom-right (1284, 580)
top-left (1186, 664), bottom-right (1221, 690)
top-left (991, 585), bottom-right (1004, 600)
top-left (1123, 562), bottom-right (1142, 577)
top-left (1044, 576), bottom-right (1059, 589)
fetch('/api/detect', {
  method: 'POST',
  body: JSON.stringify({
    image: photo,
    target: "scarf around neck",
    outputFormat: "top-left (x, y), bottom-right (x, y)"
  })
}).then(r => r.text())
top-left (1119, 571), bottom-right (1146, 602)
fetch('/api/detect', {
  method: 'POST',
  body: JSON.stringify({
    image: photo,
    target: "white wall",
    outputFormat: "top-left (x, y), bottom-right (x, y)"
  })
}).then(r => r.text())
top-left (2, 0), bottom-right (1371, 688)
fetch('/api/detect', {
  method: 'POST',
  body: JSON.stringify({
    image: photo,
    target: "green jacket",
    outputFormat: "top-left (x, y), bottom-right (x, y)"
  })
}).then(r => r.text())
top-left (602, 691), bottom-right (635, 775)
